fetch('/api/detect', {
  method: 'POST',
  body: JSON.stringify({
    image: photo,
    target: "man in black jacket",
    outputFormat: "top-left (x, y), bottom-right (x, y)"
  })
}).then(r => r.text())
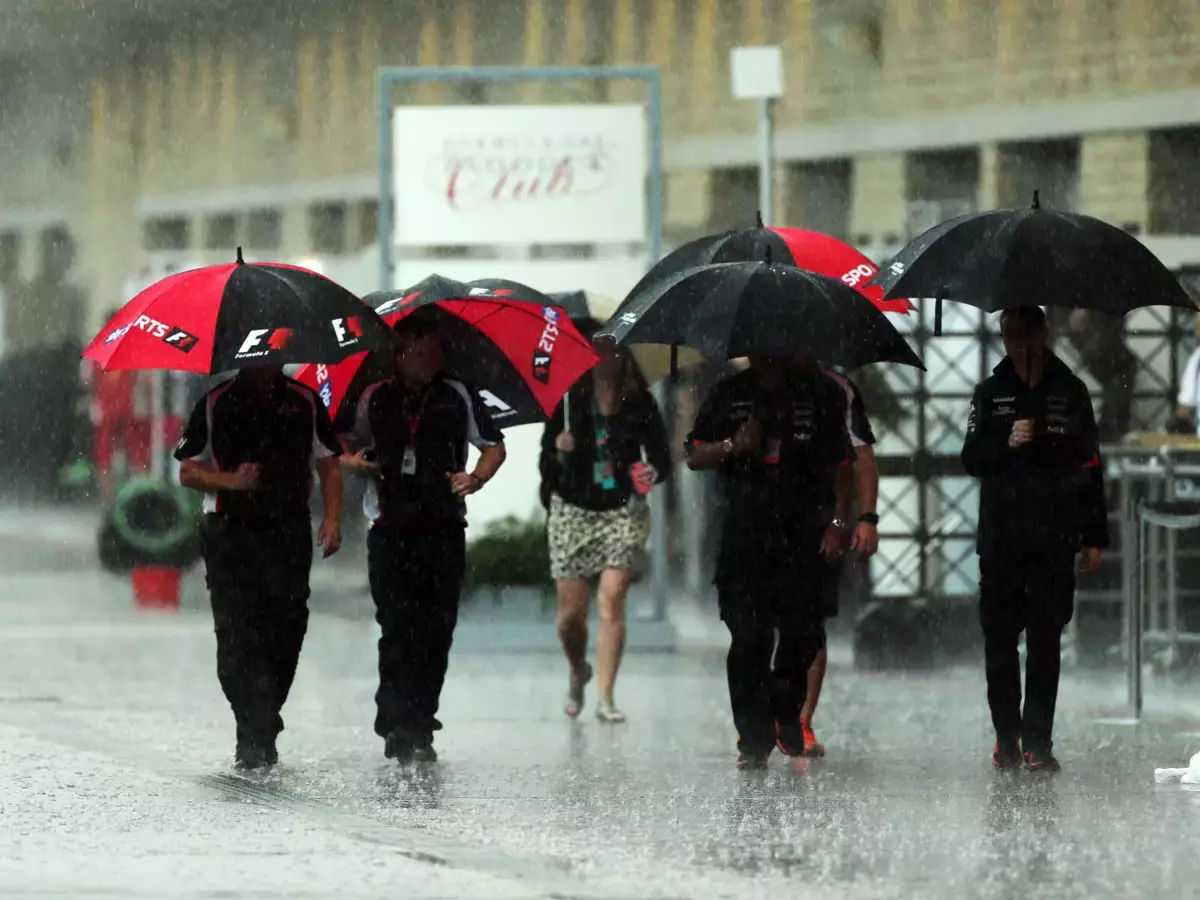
top-left (962, 306), bottom-right (1108, 772)
top-left (688, 356), bottom-right (853, 770)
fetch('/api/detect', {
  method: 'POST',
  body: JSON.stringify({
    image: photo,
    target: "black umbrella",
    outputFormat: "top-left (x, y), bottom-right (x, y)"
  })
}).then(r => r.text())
top-left (594, 261), bottom-right (923, 371)
top-left (869, 191), bottom-right (1197, 334)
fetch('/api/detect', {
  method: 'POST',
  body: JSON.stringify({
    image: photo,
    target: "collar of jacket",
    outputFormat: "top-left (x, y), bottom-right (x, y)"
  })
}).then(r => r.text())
top-left (992, 350), bottom-right (1073, 386)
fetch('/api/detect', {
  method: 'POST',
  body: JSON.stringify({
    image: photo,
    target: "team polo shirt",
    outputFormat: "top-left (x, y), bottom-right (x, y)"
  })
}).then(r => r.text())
top-left (688, 367), bottom-right (854, 535)
top-left (174, 374), bottom-right (339, 522)
top-left (349, 375), bottom-right (503, 528)
top-left (822, 368), bottom-right (876, 448)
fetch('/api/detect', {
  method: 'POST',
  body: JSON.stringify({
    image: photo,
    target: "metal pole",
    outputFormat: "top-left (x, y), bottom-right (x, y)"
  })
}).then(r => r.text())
top-left (1164, 449), bottom-right (1181, 666)
top-left (149, 371), bottom-right (165, 481)
top-left (757, 97), bottom-right (775, 226)
top-left (646, 71), bottom-right (669, 622)
top-left (377, 70), bottom-right (394, 292)
top-left (1129, 513), bottom-right (1145, 718)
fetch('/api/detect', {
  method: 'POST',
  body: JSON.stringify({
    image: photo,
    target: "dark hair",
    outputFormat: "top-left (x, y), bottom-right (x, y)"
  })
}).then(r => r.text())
top-left (999, 305), bottom-right (1047, 331)
top-left (392, 305), bottom-right (441, 340)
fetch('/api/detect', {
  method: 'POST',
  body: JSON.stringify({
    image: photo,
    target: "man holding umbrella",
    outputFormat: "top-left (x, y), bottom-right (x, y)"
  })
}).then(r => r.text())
top-left (341, 307), bottom-right (508, 763)
top-left (83, 249), bottom-right (396, 770)
top-left (962, 305), bottom-right (1107, 771)
top-left (687, 353), bottom-right (854, 769)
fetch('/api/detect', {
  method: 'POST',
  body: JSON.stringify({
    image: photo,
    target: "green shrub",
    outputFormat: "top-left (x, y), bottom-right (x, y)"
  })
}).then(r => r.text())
top-left (466, 513), bottom-right (551, 592)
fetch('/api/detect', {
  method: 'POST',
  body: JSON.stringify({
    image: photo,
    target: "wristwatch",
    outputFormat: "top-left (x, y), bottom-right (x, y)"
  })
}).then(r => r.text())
top-left (858, 513), bottom-right (880, 526)
top-left (721, 437), bottom-right (735, 454)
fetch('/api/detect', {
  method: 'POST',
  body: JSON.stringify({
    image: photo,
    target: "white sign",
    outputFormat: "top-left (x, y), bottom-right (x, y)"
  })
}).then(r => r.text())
top-left (730, 46), bottom-right (784, 100)
top-left (392, 104), bottom-right (648, 247)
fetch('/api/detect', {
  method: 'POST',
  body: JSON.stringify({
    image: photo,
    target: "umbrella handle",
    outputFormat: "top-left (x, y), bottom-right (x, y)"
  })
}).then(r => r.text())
top-left (670, 345), bottom-right (679, 382)
top-left (934, 292), bottom-right (944, 337)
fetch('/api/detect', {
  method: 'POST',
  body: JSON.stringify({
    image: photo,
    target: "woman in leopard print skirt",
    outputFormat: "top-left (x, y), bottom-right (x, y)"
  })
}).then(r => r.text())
top-left (539, 338), bottom-right (671, 722)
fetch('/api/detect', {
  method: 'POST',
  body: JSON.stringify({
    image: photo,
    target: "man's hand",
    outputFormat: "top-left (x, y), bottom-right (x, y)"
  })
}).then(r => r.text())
top-left (731, 417), bottom-right (761, 455)
top-left (230, 462), bottom-right (261, 491)
top-left (317, 517), bottom-right (342, 558)
top-left (1079, 546), bottom-right (1102, 573)
top-left (448, 471), bottom-right (483, 497)
top-left (820, 523), bottom-right (849, 557)
top-left (554, 432), bottom-right (576, 453)
top-left (852, 521), bottom-right (879, 557)
top-left (1008, 419), bottom-right (1035, 447)
top-left (342, 449), bottom-right (381, 477)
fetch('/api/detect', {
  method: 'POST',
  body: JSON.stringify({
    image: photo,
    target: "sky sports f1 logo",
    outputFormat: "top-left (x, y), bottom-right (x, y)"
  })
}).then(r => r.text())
top-left (332, 316), bottom-right (363, 347)
top-left (314, 364), bottom-right (333, 408)
top-left (236, 327), bottom-right (293, 359)
top-left (109, 315), bottom-right (198, 353)
top-left (532, 305), bottom-right (560, 384)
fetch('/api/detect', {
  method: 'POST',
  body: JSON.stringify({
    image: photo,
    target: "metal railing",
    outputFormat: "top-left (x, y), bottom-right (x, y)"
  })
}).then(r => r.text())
top-left (1127, 498), bottom-right (1200, 718)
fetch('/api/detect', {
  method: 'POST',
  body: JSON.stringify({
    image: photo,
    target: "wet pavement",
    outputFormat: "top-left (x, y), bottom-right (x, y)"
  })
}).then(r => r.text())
top-left (3, 520), bottom-right (1200, 899)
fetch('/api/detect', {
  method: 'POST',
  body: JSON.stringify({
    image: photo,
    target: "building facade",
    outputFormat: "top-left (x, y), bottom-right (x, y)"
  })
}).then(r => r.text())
top-left (0, 0), bottom-right (1198, 349)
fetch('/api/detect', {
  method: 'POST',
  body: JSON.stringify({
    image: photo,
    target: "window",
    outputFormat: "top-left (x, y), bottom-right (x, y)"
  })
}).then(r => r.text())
top-left (309, 202), bottom-right (347, 255)
top-left (0, 231), bottom-right (19, 283)
top-left (357, 199), bottom-right (379, 249)
top-left (246, 209), bottom-right (283, 251)
top-left (788, 160), bottom-right (852, 240)
top-left (40, 225), bottom-right (74, 275)
top-left (1149, 127), bottom-right (1200, 235)
top-left (142, 217), bottom-right (190, 252)
top-left (204, 213), bottom-right (238, 251)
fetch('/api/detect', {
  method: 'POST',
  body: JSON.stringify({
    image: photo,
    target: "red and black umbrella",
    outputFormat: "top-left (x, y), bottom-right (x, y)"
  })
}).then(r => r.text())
top-left (294, 275), bottom-right (600, 430)
top-left (624, 222), bottom-right (915, 315)
top-left (82, 248), bottom-right (395, 374)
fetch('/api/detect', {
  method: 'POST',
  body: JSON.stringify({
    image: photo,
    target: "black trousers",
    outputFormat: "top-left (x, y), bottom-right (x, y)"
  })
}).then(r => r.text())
top-left (367, 522), bottom-right (465, 740)
top-left (201, 516), bottom-right (312, 745)
top-left (718, 547), bottom-right (830, 755)
top-left (979, 552), bottom-right (1076, 753)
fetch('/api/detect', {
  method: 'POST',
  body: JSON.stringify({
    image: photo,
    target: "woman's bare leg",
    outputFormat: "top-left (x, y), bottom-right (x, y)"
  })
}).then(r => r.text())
top-left (596, 568), bottom-right (632, 707)
top-left (557, 578), bottom-right (591, 716)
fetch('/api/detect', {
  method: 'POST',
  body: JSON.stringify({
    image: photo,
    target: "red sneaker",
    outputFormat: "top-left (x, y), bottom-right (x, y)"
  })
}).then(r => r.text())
top-left (992, 741), bottom-right (1022, 769)
top-left (801, 720), bottom-right (826, 758)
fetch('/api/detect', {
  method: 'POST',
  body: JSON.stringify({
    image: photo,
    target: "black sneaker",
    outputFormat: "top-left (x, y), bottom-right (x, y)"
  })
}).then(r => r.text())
top-left (265, 737), bottom-right (279, 767)
top-left (384, 728), bottom-right (416, 762)
top-left (1024, 748), bottom-right (1061, 772)
top-left (235, 739), bottom-right (271, 770)
top-left (775, 722), bottom-right (807, 758)
top-left (992, 739), bottom-right (1022, 769)
top-left (736, 751), bottom-right (770, 771)
top-left (412, 741), bottom-right (438, 764)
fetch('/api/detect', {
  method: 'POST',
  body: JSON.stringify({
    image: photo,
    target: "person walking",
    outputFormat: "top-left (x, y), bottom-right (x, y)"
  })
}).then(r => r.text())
top-left (538, 339), bottom-right (671, 723)
top-left (175, 364), bottom-right (343, 769)
top-left (962, 305), bottom-right (1108, 772)
top-left (687, 355), bottom-right (853, 769)
top-left (794, 366), bottom-right (881, 758)
top-left (341, 309), bottom-right (507, 763)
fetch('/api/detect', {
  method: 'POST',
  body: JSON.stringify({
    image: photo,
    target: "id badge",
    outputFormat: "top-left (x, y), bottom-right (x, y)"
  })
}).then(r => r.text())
top-left (764, 439), bottom-right (782, 465)
top-left (401, 446), bottom-right (417, 475)
top-left (593, 460), bottom-right (617, 490)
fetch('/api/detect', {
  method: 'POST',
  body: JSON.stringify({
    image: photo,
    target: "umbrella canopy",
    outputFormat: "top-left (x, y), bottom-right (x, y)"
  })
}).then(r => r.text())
top-left (546, 290), bottom-right (704, 383)
top-left (83, 248), bottom-right (395, 373)
top-left (621, 224), bottom-right (915, 315)
top-left (869, 192), bottom-right (1197, 333)
top-left (294, 275), bottom-right (599, 429)
top-left (595, 261), bottom-right (923, 371)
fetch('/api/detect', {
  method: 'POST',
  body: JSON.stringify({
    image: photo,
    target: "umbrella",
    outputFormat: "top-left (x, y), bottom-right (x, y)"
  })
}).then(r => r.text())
top-left (294, 275), bottom-right (599, 430)
top-left (621, 217), bottom-right (916, 315)
top-left (83, 248), bottom-right (395, 373)
top-left (869, 191), bottom-right (1197, 334)
top-left (594, 261), bottom-right (923, 371)
top-left (546, 290), bottom-right (703, 384)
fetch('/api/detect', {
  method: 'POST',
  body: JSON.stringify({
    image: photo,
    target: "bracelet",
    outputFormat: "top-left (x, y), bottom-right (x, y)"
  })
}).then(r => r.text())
top-left (858, 513), bottom-right (880, 526)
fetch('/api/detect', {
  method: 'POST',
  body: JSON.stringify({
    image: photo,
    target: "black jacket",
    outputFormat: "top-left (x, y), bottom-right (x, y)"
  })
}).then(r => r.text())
top-left (961, 352), bottom-right (1109, 558)
top-left (539, 387), bottom-right (671, 511)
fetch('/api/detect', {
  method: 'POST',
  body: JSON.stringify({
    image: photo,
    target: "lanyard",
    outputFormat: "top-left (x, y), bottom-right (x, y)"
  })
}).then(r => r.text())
top-left (404, 389), bottom-right (429, 449)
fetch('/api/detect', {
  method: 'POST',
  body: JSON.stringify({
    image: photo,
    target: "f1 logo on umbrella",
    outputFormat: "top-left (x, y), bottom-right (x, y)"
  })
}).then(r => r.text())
top-left (112, 315), bottom-right (199, 353)
top-left (236, 327), bottom-right (294, 359)
top-left (331, 316), bottom-right (364, 347)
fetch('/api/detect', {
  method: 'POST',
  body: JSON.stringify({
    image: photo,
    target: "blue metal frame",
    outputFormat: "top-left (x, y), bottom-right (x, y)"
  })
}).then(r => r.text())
top-left (375, 65), bottom-right (668, 618)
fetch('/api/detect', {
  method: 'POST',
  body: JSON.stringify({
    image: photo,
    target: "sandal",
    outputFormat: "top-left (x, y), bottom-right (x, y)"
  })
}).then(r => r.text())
top-left (596, 696), bottom-right (626, 723)
top-left (564, 662), bottom-right (592, 718)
